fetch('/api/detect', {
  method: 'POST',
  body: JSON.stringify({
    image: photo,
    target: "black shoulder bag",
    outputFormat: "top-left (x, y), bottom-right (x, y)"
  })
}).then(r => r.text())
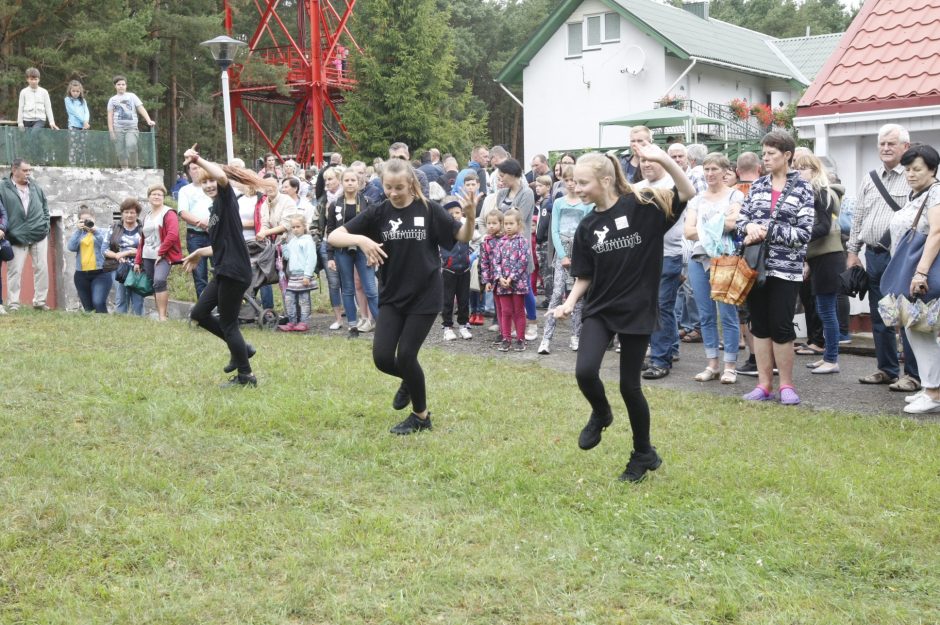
top-left (743, 176), bottom-right (797, 288)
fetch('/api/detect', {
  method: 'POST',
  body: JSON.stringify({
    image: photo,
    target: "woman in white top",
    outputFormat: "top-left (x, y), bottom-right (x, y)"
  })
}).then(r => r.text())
top-left (683, 153), bottom-right (743, 384)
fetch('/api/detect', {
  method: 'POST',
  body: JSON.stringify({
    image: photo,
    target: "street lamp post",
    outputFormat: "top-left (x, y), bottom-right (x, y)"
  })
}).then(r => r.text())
top-left (200, 35), bottom-right (246, 164)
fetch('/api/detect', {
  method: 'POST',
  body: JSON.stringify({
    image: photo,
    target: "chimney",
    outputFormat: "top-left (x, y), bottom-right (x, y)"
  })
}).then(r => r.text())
top-left (682, 1), bottom-right (709, 20)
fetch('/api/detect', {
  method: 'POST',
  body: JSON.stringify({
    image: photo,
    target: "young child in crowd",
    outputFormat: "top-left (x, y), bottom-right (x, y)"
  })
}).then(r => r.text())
top-left (461, 172), bottom-right (487, 326)
top-left (278, 216), bottom-right (318, 332)
top-left (479, 209), bottom-right (504, 345)
top-left (17, 67), bottom-right (58, 130)
top-left (439, 197), bottom-right (474, 341)
top-left (534, 174), bottom-right (554, 306)
top-left (492, 209), bottom-right (530, 352)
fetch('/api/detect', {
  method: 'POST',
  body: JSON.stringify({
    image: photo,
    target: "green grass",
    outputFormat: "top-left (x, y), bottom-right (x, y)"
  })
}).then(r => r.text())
top-left (1, 311), bottom-right (938, 624)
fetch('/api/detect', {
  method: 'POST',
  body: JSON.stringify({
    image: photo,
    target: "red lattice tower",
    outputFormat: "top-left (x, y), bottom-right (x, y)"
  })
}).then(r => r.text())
top-left (223, 0), bottom-right (358, 166)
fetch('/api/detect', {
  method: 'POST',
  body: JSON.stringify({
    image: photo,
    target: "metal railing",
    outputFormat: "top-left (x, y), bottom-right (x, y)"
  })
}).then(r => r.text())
top-left (0, 125), bottom-right (157, 169)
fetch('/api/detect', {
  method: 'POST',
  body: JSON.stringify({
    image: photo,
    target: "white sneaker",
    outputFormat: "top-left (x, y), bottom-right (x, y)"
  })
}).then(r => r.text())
top-left (358, 318), bottom-right (374, 332)
top-left (459, 326), bottom-right (473, 340)
top-left (903, 394), bottom-right (940, 414)
top-left (569, 336), bottom-right (579, 351)
top-left (488, 323), bottom-right (499, 332)
top-left (329, 320), bottom-right (342, 330)
top-left (525, 324), bottom-right (538, 341)
top-left (537, 338), bottom-right (550, 355)
top-left (0, 304), bottom-right (6, 315)
top-left (905, 390), bottom-right (927, 404)
top-left (443, 327), bottom-right (457, 341)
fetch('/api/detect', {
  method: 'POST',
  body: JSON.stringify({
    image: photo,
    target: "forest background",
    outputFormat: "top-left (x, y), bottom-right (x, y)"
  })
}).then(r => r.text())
top-left (0, 0), bottom-right (855, 184)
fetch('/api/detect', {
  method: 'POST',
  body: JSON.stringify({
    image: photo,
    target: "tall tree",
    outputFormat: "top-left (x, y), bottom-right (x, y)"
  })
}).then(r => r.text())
top-left (707, 0), bottom-right (854, 37)
top-left (342, 0), bottom-right (487, 161)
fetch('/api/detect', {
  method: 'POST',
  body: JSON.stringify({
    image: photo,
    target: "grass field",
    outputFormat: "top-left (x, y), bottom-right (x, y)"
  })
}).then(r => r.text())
top-left (1, 311), bottom-right (938, 624)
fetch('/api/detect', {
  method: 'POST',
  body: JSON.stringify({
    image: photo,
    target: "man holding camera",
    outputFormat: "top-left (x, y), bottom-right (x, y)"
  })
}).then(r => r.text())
top-left (0, 158), bottom-right (51, 311)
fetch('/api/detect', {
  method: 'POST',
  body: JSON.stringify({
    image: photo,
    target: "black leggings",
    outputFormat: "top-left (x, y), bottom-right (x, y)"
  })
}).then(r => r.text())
top-left (190, 276), bottom-right (252, 375)
top-left (575, 316), bottom-right (652, 453)
top-left (372, 305), bottom-right (437, 413)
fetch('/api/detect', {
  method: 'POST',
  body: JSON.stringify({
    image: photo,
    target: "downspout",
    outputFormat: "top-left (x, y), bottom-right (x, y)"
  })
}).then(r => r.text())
top-left (662, 58), bottom-right (696, 99)
top-left (497, 81), bottom-right (524, 108)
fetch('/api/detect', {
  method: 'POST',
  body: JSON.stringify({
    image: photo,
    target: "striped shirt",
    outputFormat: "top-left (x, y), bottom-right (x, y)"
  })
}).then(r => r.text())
top-left (846, 164), bottom-right (909, 254)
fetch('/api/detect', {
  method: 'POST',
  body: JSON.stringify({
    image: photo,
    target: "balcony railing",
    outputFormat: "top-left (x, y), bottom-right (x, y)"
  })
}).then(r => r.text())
top-left (0, 125), bottom-right (157, 169)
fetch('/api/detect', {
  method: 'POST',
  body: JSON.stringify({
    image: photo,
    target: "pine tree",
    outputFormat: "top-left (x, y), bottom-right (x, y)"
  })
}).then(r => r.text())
top-left (341, 0), bottom-right (487, 160)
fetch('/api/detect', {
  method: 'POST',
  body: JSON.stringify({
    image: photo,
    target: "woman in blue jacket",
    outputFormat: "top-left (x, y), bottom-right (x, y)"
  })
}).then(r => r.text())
top-left (67, 205), bottom-right (112, 313)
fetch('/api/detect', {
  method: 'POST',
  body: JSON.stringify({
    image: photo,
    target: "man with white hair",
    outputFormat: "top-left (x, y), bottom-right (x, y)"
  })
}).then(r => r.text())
top-left (685, 143), bottom-right (708, 194)
top-left (847, 123), bottom-right (919, 391)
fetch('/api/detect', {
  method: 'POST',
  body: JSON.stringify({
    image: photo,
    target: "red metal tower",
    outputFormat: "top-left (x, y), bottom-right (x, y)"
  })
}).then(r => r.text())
top-left (223, 0), bottom-right (358, 166)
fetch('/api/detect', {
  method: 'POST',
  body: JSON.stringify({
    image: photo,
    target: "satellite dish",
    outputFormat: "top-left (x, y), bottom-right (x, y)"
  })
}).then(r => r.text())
top-left (620, 45), bottom-right (646, 76)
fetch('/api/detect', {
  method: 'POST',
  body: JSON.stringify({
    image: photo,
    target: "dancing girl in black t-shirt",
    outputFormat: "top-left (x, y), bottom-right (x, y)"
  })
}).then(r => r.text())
top-left (328, 158), bottom-right (477, 434)
top-left (554, 145), bottom-right (695, 481)
top-left (181, 145), bottom-right (277, 388)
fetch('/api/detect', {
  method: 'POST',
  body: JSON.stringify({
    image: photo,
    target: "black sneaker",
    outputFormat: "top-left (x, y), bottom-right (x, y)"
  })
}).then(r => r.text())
top-left (736, 360), bottom-right (758, 376)
top-left (390, 412), bottom-right (432, 435)
top-left (220, 373), bottom-right (257, 388)
top-left (224, 344), bottom-right (256, 373)
top-left (513, 339), bottom-right (526, 352)
top-left (642, 366), bottom-right (669, 380)
top-left (497, 339), bottom-right (512, 352)
top-left (392, 382), bottom-right (410, 411)
top-left (619, 448), bottom-right (662, 483)
top-left (578, 409), bottom-right (614, 450)
top-left (348, 327), bottom-right (360, 339)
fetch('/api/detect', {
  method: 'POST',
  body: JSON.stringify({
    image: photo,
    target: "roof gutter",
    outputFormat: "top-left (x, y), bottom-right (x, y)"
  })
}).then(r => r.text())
top-left (497, 81), bottom-right (524, 109)
top-left (662, 58), bottom-right (696, 98)
top-left (688, 55), bottom-right (795, 81)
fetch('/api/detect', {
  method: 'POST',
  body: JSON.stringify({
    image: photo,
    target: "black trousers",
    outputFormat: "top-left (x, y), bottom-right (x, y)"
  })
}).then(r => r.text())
top-left (441, 270), bottom-right (470, 327)
top-left (190, 276), bottom-right (252, 375)
top-left (575, 317), bottom-right (652, 453)
top-left (372, 305), bottom-right (437, 414)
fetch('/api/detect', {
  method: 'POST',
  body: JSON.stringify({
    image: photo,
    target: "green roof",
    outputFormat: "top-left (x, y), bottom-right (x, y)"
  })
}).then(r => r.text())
top-left (497, 0), bottom-right (811, 85)
top-left (769, 33), bottom-right (844, 82)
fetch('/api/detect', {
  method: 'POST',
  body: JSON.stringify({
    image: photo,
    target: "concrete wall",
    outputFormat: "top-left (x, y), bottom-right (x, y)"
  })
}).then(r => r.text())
top-left (0, 166), bottom-right (164, 310)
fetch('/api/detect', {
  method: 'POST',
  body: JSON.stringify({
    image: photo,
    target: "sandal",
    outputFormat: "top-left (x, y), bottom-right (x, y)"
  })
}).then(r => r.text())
top-left (720, 369), bottom-right (737, 384)
top-left (693, 367), bottom-right (719, 382)
top-left (681, 329), bottom-right (703, 343)
top-left (889, 375), bottom-right (921, 393)
top-left (779, 385), bottom-right (801, 405)
top-left (858, 371), bottom-right (897, 385)
top-left (794, 344), bottom-right (824, 355)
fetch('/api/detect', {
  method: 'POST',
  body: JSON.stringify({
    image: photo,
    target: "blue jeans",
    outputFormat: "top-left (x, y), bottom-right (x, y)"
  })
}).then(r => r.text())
top-left (649, 254), bottom-right (683, 369)
top-left (687, 259), bottom-right (739, 362)
top-left (321, 241), bottom-right (342, 308)
top-left (74, 270), bottom-right (114, 313)
top-left (525, 290), bottom-right (536, 321)
top-left (815, 293), bottom-right (839, 364)
top-left (115, 273), bottom-right (145, 315)
top-left (675, 277), bottom-right (699, 332)
top-left (186, 230), bottom-right (211, 298)
top-left (865, 248), bottom-right (918, 379)
top-left (335, 248), bottom-right (379, 324)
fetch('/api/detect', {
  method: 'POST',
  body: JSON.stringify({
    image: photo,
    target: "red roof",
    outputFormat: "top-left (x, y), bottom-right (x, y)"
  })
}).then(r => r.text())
top-left (798, 0), bottom-right (940, 117)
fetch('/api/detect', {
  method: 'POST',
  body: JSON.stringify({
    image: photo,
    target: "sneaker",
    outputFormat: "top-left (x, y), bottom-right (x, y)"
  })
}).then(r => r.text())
top-left (578, 409), bottom-right (613, 450)
top-left (492, 335), bottom-right (504, 346)
top-left (903, 394), bottom-right (940, 414)
top-left (0, 304), bottom-right (6, 315)
top-left (619, 448), bottom-right (663, 483)
top-left (459, 326), bottom-right (473, 340)
top-left (614, 338), bottom-right (621, 353)
top-left (7, 303), bottom-right (20, 312)
top-left (497, 339), bottom-right (512, 352)
top-left (33, 304), bottom-right (51, 311)
top-left (389, 412), bottom-right (433, 435)
top-left (736, 360), bottom-right (759, 376)
top-left (513, 339), bottom-right (526, 352)
top-left (742, 385), bottom-right (774, 401)
top-left (469, 314), bottom-right (484, 326)
top-left (293, 322), bottom-right (309, 332)
top-left (348, 327), bottom-right (360, 339)
top-left (277, 322), bottom-right (296, 332)
top-left (224, 344), bottom-right (256, 373)
top-left (778, 386), bottom-right (800, 405)
top-left (329, 321), bottom-right (342, 330)
top-left (488, 323), bottom-right (500, 332)
top-left (839, 333), bottom-right (852, 345)
top-left (569, 336), bottom-right (579, 351)
top-left (525, 324), bottom-right (538, 341)
top-left (443, 327), bottom-right (457, 341)
top-left (359, 318), bottom-right (375, 332)
top-left (641, 366), bottom-right (669, 380)
top-left (392, 382), bottom-right (410, 410)
top-left (220, 373), bottom-right (257, 388)
top-left (537, 338), bottom-right (551, 355)
top-left (905, 390), bottom-right (927, 404)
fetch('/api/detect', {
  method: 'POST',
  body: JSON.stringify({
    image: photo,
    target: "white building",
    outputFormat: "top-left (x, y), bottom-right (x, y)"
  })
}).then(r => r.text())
top-left (496, 0), bottom-right (840, 163)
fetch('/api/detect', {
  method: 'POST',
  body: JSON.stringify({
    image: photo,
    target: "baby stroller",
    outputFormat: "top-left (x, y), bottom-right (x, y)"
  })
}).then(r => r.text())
top-left (240, 238), bottom-right (280, 329)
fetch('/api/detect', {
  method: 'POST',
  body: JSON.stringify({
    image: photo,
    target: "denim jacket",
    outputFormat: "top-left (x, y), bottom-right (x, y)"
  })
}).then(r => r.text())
top-left (736, 171), bottom-right (814, 282)
top-left (67, 227), bottom-right (108, 271)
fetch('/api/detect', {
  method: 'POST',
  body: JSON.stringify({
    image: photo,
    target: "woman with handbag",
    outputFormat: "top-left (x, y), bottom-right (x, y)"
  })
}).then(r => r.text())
top-left (0, 198), bottom-right (13, 315)
top-left (736, 131), bottom-right (815, 405)
top-left (683, 153), bottom-right (744, 384)
top-left (67, 205), bottom-right (113, 313)
top-left (887, 144), bottom-right (940, 414)
top-left (133, 184), bottom-right (181, 321)
top-left (105, 198), bottom-right (144, 315)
